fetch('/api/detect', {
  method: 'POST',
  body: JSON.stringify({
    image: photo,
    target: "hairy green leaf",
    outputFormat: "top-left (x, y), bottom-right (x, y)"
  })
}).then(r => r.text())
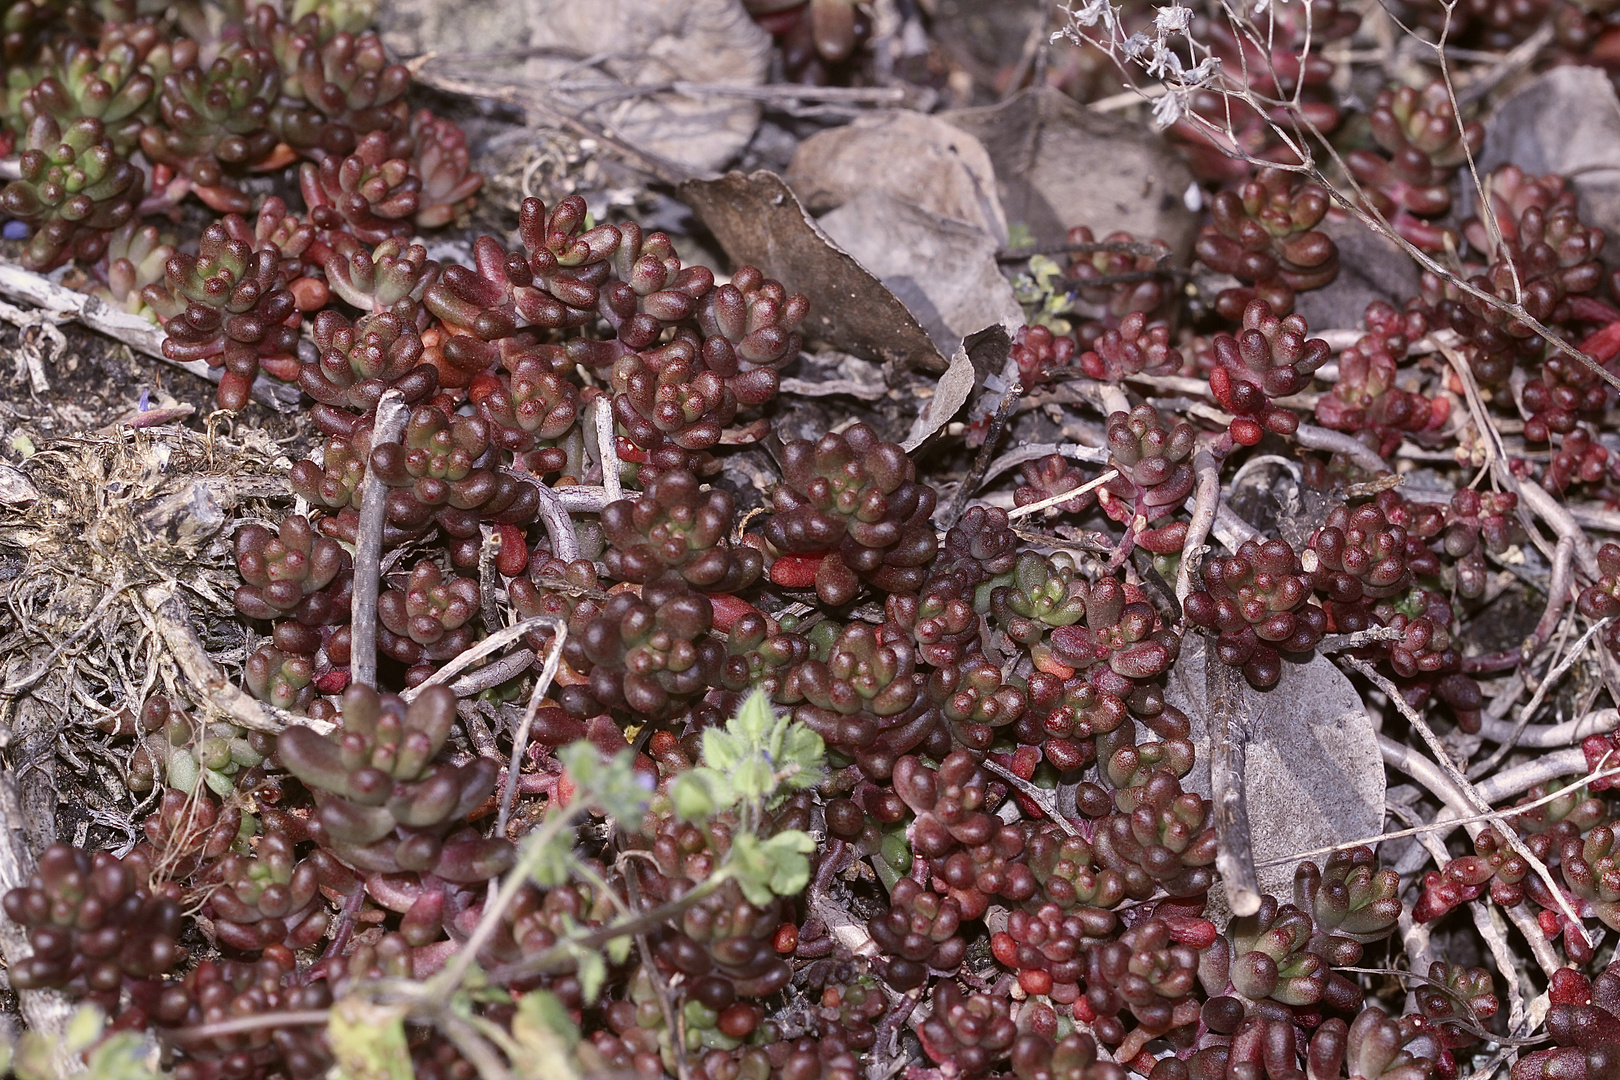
top-left (729, 829), bottom-right (815, 906)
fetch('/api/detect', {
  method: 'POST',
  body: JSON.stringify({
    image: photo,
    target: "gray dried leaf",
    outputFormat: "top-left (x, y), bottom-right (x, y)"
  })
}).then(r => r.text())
top-left (0, 465), bottom-right (36, 507)
top-left (1165, 636), bottom-right (1385, 906)
top-left (902, 341), bottom-right (976, 452)
top-left (787, 110), bottom-right (1009, 242)
top-left (524, 0), bottom-right (770, 174)
top-left (818, 189), bottom-right (1025, 356)
top-left (945, 86), bottom-right (1199, 260)
top-left (678, 170), bottom-right (949, 371)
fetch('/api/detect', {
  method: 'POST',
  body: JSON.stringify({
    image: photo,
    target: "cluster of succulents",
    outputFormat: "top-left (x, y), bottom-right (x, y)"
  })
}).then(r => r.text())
top-left (20, 0), bottom-right (1620, 1077)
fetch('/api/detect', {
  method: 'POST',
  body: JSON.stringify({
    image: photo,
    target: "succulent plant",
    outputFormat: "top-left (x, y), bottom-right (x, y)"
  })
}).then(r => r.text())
top-left (1511, 965), bottom-right (1620, 1080)
top-left (1101, 405), bottom-right (1196, 555)
top-left (256, 10), bottom-right (410, 157)
top-left (1067, 226), bottom-right (1171, 330)
top-left (19, 37), bottom-right (153, 152)
top-left (1015, 454), bottom-right (1097, 517)
top-left (299, 128), bottom-right (420, 244)
top-left (201, 829), bottom-right (329, 951)
top-left (156, 954), bottom-right (334, 1079)
top-left (572, 574), bottom-right (719, 720)
top-left (765, 423), bottom-right (938, 606)
top-left (325, 235), bottom-right (439, 312)
top-left (276, 683), bottom-right (514, 883)
top-left (409, 108), bottom-right (482, 229)
top-left (303, 305), bottom-right (437, 412)
top-left (601, 469), bottom-right (763, 593)
top-left (1196, 168), bottom-right (1340, 320)
top-left (1206, 299), bottom-right (1331, 447)
top-left (1346, 82), bottom-right (1484, 252)
top-left (917, 981), bottom-right (1018, 1077)
top-left (2, 844), bottom-right (185, 996)
top-left (139, 43), bottom-right (281, 213)
top-left (1013, 1032), bottom-right (1126, 1080)
top-left (143, 221), bottom-right (300, 410)
top-left (1315, 302), bottom-right (1449, 457)
top-left (1078, 311), bottom-right (1182, 383)
top-left (1430, 167), bottom-right (1607, 384)
top-left (376, 560), bottom-right (480, 673)
top-left (90, 217), bottom-right (173, 316)
top-left (696, 268), bottom-right (807, 403)
top-left (0, 113), bottom-right (141, 270)
top-left (234, 513), bottom-right (349, 623)
top-left (1012, 324), bottom-right (1078, 386)
top-left (1186, 538), bottom-right (1326, 688)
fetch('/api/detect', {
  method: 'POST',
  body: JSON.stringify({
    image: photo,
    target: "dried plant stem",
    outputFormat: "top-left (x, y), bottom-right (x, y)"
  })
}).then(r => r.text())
top-left (0, 260), bottom-right (300, 410)
top-left (1437, 335), bottom-right (1600, 577)
top-left (942, 382), bottom-right (1023, 527)
top-left (1, 573), bottom-right (128, 695)
top-left (1356, 657), bottom-right (1590, 956)
top-left (1254, 757), bottom-right (1620, 868)
top-left (446, 650), bottom-right (535, 699)
top-left (981, 442), bottom-right (1111, 489)
top-left (530, 479), bottom-right (581, 562)
top-left (1474, 708), bottom-right (1617, 748)
top-left (1007, 469), bottom-right (1120, 520)
top-left (1515, 476), bottom-right (1599, 578)
top-left (1530, 535), bottom-right (1577, 655)
top-left (1177, 450), bottom-right (1220, 603)
top-left (402, 614), bottom-right (565, 702)
top-left (1380, 736), bottom-right (1566, 977)
top-left (478, 524), bottom-right (502, 633)
top-left (139, 581), bottom-right (315, 734)
top-left (594, 398), bottom-right (623, 502)
top-left (1293, 423), bottom-right (1390, 474)
top-left (982, 758), bottom-right (1078, 836)
top-left (1469, 617), bottom-right (1610, 779)
top-left (496, 617), bottom-right (567, 836)
top-left (1471, 901), bottom-right (1530, 1037)
top-left (172, 1010), bottom-right (333, 1041)
top-left (350, 390), bottom-right (409, 691)
top-left (553, 484), bottom-right (621, 513)
top-left (1206, 638), bottom-right (1260, 917)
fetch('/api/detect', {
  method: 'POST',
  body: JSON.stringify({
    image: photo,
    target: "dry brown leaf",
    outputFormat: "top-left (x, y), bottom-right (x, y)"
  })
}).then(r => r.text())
top-left (678, 170), bottom-right (949, 371)
top-left (902, 340), bottom-right (976, 451)
top-left (818, 189), bottom-right (1025, 355)
top-left (787, 110), bottom-right (1009, 242)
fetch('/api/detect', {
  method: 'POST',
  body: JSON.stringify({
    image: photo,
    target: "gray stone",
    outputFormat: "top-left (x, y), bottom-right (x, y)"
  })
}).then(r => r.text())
top-left (945, 86), bottom-right (1200, 263)
top-left (1294, 215), bottom-right (1422, 333)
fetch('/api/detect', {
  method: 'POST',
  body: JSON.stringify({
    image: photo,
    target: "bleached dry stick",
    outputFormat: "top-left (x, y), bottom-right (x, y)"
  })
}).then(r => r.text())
top-left (0, 262), bottom-right (301, 410)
